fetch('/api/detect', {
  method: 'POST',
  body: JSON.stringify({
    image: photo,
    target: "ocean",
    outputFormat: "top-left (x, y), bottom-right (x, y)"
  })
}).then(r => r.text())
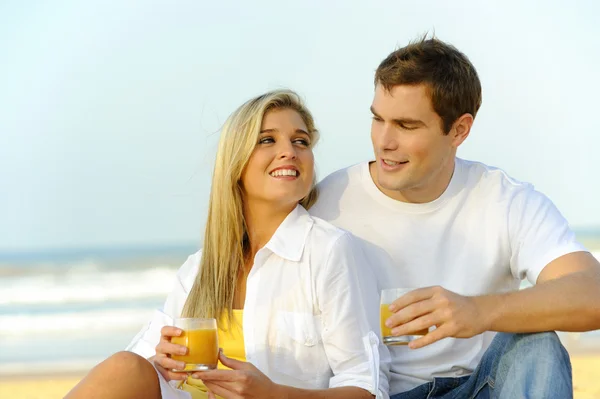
top-left (0, 245), bottom-right (197, 376)
top-left (1, 245), bottom-right (599, 377)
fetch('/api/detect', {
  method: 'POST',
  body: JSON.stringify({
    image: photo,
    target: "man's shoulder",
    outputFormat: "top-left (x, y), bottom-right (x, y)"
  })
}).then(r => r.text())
top-left (317, 161), bottom-right (366, 192)
top-left (311, 161), bottom-right (370, 219)
top-left (459, 158), bottom-right (533, 199)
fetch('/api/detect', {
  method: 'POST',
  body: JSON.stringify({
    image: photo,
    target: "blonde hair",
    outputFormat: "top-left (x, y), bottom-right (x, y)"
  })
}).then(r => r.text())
top-left (181, 90), bottom-right (319, 324)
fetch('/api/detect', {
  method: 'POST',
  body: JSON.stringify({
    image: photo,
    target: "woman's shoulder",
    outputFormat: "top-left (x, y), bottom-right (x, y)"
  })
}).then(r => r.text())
top-left (305, 214), bottom-right (379, 291)
top-left (307, 210), bottom-right (349, 238)
top-left (175, 250), bottom-right (203, 291)
top-left (305, 213), bottom-right (361, 257)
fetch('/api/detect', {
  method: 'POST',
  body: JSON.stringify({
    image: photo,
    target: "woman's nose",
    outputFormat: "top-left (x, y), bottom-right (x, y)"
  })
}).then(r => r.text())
top-left (277, 141), bottom-right (297, 160)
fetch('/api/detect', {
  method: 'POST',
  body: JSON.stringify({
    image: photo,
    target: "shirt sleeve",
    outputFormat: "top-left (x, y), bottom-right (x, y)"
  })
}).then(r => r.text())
top-left (508, 186), bottom-right (587, 284)
top-left (316, 232), bottom-right (391, 399)
top-left (125, 251), bottom-right (201, 358)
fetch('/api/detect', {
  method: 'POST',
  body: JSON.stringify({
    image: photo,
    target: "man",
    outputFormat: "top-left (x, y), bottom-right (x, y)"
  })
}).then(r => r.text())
top-left (309, 37), bottom-right (600, 398)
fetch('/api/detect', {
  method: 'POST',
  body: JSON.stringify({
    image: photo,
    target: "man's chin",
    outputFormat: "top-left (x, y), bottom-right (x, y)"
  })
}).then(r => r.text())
top-left (377, 176), bottom-right (407, 193)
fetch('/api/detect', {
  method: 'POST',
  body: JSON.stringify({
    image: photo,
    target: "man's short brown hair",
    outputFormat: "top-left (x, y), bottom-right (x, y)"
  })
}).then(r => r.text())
top-left (375, 36), bottom-right (482, 134)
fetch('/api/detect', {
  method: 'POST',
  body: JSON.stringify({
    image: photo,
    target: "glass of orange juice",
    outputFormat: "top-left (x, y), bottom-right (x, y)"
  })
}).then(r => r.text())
top-left (380, 288), bottom-right (429, 346)
top-left (170, 318), bottom-right (219, 372)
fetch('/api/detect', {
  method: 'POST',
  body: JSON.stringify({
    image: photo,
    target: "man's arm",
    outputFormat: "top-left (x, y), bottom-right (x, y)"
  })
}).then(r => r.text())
top-left (386, 251), bottom-right (600, 349)
top-left (478, 251), bottom-right (600, 333)
top-left (386, 185), bottom-right (600, 348)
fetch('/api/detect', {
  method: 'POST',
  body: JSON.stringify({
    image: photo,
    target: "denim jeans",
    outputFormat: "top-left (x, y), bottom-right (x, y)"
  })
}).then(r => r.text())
top-left (390, 332), bottom-right (572, 399)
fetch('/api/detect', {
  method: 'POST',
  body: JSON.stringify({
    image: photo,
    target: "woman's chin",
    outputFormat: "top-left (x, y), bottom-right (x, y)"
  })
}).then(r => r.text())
top-left (263, 196), bottom-right (304, 209)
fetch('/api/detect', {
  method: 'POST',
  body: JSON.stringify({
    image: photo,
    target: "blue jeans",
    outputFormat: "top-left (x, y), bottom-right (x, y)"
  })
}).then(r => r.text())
top-left (390, 332), bottom-right (572, 399)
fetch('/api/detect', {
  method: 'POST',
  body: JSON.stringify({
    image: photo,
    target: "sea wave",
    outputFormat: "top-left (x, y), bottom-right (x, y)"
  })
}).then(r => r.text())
top-left (0, 307), bottom-right (154, 338)
top-left (0, 266), bottom-right (178, 306)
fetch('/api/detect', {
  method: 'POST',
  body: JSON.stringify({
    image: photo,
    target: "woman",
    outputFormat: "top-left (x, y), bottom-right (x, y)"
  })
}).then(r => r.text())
top-left (66, 90), bottom-right (389, 399)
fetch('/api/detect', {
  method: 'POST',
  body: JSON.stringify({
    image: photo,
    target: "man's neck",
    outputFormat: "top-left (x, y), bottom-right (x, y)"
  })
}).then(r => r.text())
top-left (369, 157), bottom-right (456, 204)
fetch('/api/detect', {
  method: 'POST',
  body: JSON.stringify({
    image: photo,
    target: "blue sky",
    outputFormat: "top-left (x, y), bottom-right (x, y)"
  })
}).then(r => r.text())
top-left (1, 0), bottom-right (599, 252)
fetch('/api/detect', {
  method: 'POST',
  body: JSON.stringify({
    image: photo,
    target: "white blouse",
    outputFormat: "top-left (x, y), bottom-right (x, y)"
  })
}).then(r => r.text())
top-left (127, 205), bottom-right (390, 398)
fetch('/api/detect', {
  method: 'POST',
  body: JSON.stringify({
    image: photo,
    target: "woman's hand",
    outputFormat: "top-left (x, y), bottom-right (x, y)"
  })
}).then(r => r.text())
top-left (152, 325), bottom-right (189, 381)
top-left (193, 350), bottom-right (281, 399)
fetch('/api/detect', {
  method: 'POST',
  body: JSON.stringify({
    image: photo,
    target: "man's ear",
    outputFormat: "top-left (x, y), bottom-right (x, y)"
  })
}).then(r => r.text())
top-left (450, 113), bottom-right (474, 147)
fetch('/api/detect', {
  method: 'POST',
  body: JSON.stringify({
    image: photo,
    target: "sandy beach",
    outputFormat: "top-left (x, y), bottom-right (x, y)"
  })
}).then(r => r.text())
top-left (1, 354), bottom-right (598, 399)
top-left (572, 355), bottom-right (600, 399)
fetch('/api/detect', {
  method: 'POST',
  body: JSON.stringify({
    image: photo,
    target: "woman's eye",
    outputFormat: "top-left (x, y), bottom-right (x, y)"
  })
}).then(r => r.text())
top-left (293, 138), bottom-right (310, 146)
top-left (259, 137), bottom-right (274, 144)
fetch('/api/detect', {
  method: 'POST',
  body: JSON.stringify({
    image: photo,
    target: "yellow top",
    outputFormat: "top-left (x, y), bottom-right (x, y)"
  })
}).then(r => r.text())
top-left (180, 310), bottom-right (245, 399)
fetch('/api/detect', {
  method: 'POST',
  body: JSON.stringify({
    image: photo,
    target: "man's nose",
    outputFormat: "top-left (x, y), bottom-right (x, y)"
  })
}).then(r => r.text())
top-left (379, 123), bottom-right (399, 151)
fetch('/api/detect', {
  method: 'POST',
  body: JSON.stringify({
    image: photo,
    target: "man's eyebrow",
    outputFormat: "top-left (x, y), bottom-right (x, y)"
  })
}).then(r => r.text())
top-left (394, 117), bottom-right (425, 126)
top-left (370, 106), bottom-right (426, 126)
top-left (370, 106), bottom-right (381, 118)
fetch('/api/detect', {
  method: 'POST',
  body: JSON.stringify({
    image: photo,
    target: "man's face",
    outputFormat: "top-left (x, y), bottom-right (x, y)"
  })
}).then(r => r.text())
top-left (370, 83), bottom-right (460, 203)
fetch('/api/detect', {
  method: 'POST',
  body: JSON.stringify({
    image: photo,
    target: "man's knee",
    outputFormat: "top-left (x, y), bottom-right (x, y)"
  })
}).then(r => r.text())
top-left (491, 332), bottom-right (572, 398)
top-left (500, 331), bottom-right (569, 361)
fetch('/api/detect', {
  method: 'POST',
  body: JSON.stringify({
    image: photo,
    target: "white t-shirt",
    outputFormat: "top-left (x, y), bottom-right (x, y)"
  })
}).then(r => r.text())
top-left (127, 205), bottom-right (390, 399)
top-left (309, 158), bottom-right (587, 395)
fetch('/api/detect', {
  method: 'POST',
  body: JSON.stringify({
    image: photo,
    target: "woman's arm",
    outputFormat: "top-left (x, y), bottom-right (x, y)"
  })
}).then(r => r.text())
top-left (126, 251), bottom-right (201, 382)
top-left (126, 251), bottom-right (200, 356)
top-left (276, 386), bottom-right (372, 399)
top-left (315, 232), bottom-right (389, 398)
top-left (195, 233), bottom-right (387, 399)
top-left (196, 351), bottom-right (372, 399)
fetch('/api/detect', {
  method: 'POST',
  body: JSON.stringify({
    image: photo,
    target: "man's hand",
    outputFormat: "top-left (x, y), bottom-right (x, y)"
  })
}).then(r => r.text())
top-left (192, 350), bottom-right (282, 399)
top-left (386, 286), bottom-right (490, 349)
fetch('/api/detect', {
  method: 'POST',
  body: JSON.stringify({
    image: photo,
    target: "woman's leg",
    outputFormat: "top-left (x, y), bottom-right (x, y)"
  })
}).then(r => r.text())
top-left (65, 351), bottom-right (162, 399)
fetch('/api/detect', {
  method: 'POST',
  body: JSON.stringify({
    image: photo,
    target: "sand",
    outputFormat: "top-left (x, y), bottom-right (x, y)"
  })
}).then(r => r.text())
top-left (572, 355), bottom-right (600, 399)
top-left (0, 374), bottom-right (82, 399)
top-left (1, 355), bottom-right (598, 398)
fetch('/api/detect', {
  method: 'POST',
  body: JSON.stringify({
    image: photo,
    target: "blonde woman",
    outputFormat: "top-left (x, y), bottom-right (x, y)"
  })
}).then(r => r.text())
top-left (66, 90), bottom-right (389, 399)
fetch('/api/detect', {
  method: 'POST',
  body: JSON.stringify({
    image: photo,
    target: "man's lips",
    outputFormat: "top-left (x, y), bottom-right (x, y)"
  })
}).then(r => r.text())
top-left (382, 159), bottom-right (409, 166)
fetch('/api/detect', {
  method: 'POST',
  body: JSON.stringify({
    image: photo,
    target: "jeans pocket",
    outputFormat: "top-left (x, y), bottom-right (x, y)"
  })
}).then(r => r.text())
top-left (469, 376), bottom-right (494, 399)
top-left (427, 376), bottom-right (468, 398)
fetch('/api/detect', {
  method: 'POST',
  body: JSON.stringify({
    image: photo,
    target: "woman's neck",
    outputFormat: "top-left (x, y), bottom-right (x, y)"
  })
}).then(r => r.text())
top-left (243, 201), bottom-right (296, 262)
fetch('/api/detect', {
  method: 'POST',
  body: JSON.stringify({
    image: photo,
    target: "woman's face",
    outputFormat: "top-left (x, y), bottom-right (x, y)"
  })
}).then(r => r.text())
top-left (240, 108), bottom-right (314, 210)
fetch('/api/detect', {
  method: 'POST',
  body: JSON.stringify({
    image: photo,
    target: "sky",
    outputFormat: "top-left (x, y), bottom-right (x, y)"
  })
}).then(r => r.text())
top-left (1, 0), bottom-right (599, 252)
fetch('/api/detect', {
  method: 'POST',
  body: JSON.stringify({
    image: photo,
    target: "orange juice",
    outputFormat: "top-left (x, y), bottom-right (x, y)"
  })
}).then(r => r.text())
top-left (171, 328), bottom-right (218, 371)
top-left (380, 304), bottom-right (428, 345)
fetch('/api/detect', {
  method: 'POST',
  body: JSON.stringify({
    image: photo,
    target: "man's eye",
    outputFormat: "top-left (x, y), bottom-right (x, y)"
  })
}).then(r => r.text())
top-left (399, 124), bottom-right (417, 131)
